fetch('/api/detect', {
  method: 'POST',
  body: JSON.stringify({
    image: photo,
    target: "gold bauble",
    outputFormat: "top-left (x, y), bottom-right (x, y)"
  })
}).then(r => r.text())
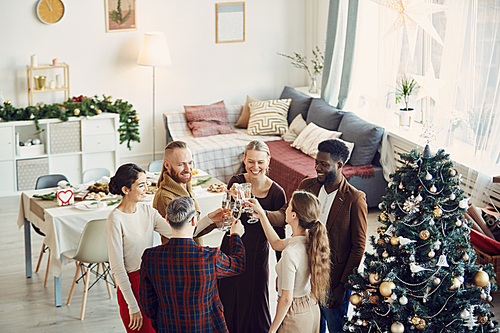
top-left (73, 108), bottom-right (80, 115)
top-left (399, 182), bottom-right (404, 189)
top-left (428, 250), bottom-right (435, 258)
top-left (5, 100), bottom-right (11, 104)
top-left (96, 109), bottom-right (102, 114)
top-left (391, 321), bottom-right (404, 333)
top-left (411, 315), bottom-right (421, 325)
top-left (349, 293), bottom-right (363, 306)
top-left (416, 319), bottom-right (426, 330)
top-left (473, 270), bottom-right (490, 287)
top-left (380, 213), bottom-right (388, 222)
top-left (362, 321), bottom-right (368, 326)
top-left (119, 131), bottom-right (123, 135)
top-left (478, 316), bottom-right (488, 325)
top-left (135, 115), bottom-right (140, 121)
top-left (382, 251), bottom-right (389, 258)
top-left (369, 295), bottom-right (379, 304)
top-left (377, 238), bottom-right (385, 246)
top-left (379, 281), bottom-right (396, 297)
top-left (390, 236), bottom-right (400, 246)
top-left (369, 273), bottom-right (381, 285)
top-left (433, 277), bottom-right (441, 285)
top-left (433, 207), bottom-right (443, 217)
top-left (419, 230), bottom-right (430, 240)
top-left (107, 97), bottom-right (113, 103)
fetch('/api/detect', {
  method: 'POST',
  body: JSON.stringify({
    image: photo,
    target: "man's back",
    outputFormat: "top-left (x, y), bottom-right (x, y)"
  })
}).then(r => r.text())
top-left (140, 236), bottom-right (245, 333)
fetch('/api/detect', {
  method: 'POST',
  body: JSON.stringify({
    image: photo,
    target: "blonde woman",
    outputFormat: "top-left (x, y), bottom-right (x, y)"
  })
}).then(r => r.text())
top-left (218, 140), bottom-right (287, 333)
top-left (249, 191), bottom-right (331, 333)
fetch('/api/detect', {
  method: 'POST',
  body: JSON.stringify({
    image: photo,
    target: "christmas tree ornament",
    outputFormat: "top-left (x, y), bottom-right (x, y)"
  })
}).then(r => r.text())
top-left (135, 115), bottom-right (140, 121)
top-left (390, 236), bottom-right (400, 246)
top-left (437, 254), bottom-right (449, 267)
top-left (419, 230), bottom-right (430, 240)
top-left (398, 236), bottom-right (416, 245)
top-left (410, 263), bottom-right (431, 273)
top-left (382, 251), bottom-right (389, 258)
top-left (433, 277), bottom-right (441, 285)
top-left (386, 225), bottom-right (396, 236)
top-left (5, 100), bottom-right (11, 104)
top-left (380, 213), bottom-right (388, 222)
top-left (473, 270), bottom-right (489, 287)
top-left (425, 171), bottom-right (433, 180)
top-left (399, 295), bottom-right (408, 305)
top-left (390, 321), bottom-right (404, 333)
top-left (369, 295), bottom-right (379, 304)
top-left (428, 250), bottom-right (435, 258)
top-left (107, 97), bottom-right (113, 103)
top-left (460, 309), bottom-right (471, 319)
top-left (459, 198), bottom-right (469, 209)
top-left (377, 238), bottom-right (385, 246)
top-left (463, 253), bottom-right (470, 261)
top-left (90, 105), bottom-right (95, 109)
top-left (455, 218), bottom-right (462, 227)
top-left (433, 207), bottom-right (443, 217)
top-left (480, 291), bottom-right (487, 300)
top-left (30, 114), bottom-right (35, 119)
top-left (430, 185), bottom-right (437, 193)
top-left (391, 292), bottom-right (398, 300)
top-left (127, 119), bottom-right (131, 123)
top-left (362, 321), bottom-right (368, 326)
top-left (449, 277), bottom-right (462, 290)
top-left (434, 240), bottom-right (442, 250)
top-left (391, 202), bottom-right (396, 209)
top-left (399, 182), bottom-right (404, 189)
top-left (411, 315), bottom-right (421, 325)
top-left (416, 194), bottom-right (423, 202)
top-left (379, 281), bottom-right (396, 297)
top-left (449, 193), bottom-right (456, 200)
top-left (450, 169), bottom-right (457, 176)
top-left (429, 218), bottom-right (435, 226)
top-left (74, 108), bottom-right (80, 115)
top-left (119, 131), bottom-right (123, 135)
top-left (415, 319), bottom-right (426, 330)
top-left (349, 293), bottom-right (363, 306)
top-left (488, 295), bottom-right (493, 302)
top-left (378, 202), bottom-right (385, 210)
top-left (96, 109), bottom-right (102, 114)
top-left (369, 273), bottom-right (381, 285)
top-left (404, 196), bottom-right (420, 213)
top-left (478, 316), bottom-right (488, 325)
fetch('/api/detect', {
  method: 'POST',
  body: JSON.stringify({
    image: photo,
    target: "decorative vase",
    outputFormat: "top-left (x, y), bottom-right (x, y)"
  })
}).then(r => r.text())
top-left (398, 108), bottom-right (414, 127)
top-left (309, 74), bottom-right (318, 93)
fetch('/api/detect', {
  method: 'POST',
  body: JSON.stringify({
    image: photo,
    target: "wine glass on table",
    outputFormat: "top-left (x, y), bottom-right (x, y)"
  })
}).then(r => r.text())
top-left (239, 183), bottom-right (259, 224)
top-left (220, 192), bottom-right (233, 233)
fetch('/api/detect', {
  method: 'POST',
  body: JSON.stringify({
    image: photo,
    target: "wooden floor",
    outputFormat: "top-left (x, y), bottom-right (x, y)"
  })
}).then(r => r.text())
top-left (1, 194), bottom-right (499, 332)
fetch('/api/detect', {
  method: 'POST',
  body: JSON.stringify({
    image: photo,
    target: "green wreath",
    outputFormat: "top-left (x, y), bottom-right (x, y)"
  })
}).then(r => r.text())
top-left (0, 95), bottom-right (140, 149)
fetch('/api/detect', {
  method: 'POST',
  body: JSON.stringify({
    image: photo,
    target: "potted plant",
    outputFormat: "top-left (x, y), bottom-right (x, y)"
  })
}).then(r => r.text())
top-left (395, 74), bottom-right (418, 127)
top-left (278, 46), bottom-right (324, 93)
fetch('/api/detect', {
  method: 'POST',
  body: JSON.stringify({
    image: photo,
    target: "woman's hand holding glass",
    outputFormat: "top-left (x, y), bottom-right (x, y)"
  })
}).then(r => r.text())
top-left (246, 198), bottom-right (265, 221)
top-left (240, 183), bottom-right (259, 224)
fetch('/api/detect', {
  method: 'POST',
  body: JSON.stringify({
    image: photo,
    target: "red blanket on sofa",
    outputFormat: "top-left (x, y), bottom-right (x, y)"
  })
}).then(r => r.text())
top-left (266, 140), bottom-right (375, 200)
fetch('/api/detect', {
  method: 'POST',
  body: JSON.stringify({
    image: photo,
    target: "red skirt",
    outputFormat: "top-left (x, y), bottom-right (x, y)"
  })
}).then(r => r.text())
top-left (117, 270), bottom-right (155, 333)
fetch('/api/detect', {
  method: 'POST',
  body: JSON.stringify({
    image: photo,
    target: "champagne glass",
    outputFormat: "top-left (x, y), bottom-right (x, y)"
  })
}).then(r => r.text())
top-left (220, 192), bottom-right (233, 232)
top-left (240, 183), bottom-right (259, 224)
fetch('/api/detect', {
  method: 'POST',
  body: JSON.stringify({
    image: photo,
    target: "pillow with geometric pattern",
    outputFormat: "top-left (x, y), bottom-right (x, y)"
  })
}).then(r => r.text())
top-left (247, 99), bottom-right (291, 136)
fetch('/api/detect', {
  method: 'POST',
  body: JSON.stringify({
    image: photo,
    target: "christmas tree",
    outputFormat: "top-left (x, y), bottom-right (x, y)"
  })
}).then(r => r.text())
top-left (344, 145), bottom-right (498, 333)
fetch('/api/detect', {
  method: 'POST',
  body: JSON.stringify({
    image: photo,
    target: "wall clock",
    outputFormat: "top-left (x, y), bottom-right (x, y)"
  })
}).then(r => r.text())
top-left (36, 0), bottom-right (65, 24)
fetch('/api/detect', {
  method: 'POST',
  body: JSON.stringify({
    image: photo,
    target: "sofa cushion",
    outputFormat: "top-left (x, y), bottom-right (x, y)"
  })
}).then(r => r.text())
top-left (247, 99), bottom-right (291, 136)
top-left (292, 122), bottom-right (343, 158)
top-left (306, 98), bottom-right (344, 131)
top-left (184, 100), bottom-right (235, 138)
top-left (280, 86), bottom-right (313, 124)
top-left (282, 114), bottom-right (307, 142)
top-left (235, 95), bottom-right (261, 128)
top-left (338, 112), bottom-right (384, 166)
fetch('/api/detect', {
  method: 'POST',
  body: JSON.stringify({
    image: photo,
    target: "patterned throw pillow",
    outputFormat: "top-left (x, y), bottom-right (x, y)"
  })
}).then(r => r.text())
top-left (247, 99), bottom-right (291, 136)
top-left (292, 122), bottom-right (345, 158)
top-left (184, 101), bottom-right (235, 138)
top-left (282, 114), bottom-right (307, 142)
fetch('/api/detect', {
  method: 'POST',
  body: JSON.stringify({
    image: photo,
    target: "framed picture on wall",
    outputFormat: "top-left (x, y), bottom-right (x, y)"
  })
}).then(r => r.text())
top-left (105, 0), bottom-right (137, 32)
top-left (216, 2), bottom-right (245, 43)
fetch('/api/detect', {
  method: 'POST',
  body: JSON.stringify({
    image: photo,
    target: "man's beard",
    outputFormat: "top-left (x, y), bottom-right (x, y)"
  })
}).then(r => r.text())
top-left (169, 169), bottom-right (192, 184)
top-left (318, 170), bottom-right (336, 185)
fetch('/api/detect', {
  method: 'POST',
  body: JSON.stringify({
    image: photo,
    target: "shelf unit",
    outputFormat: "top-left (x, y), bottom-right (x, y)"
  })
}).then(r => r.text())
top-left (0, 114), bottom-right (119, 196)
top-left (26, 63), bottom-right (70, 106)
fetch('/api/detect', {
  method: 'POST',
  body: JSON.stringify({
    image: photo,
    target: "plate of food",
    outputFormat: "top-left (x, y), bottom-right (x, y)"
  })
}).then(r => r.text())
top-left (84, 192), bottom-right (117, 200)
top-left (207, 183), bottom-right (225, 193)
top-left (145, 186), bottom-right (158, 201)
top-left (75, 201), bottom-right (107, 210)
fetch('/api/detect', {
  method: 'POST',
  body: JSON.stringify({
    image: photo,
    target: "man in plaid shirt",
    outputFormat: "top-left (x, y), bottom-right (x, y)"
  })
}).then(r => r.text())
top-left (140, 196), bottom-right (245, 332)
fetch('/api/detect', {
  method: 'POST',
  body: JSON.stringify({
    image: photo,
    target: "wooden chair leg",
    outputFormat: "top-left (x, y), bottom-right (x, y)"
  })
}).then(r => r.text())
top-left (35, 243), bottom-right (45, 273)
top-left (67, 261), bottom-right (80, 306)
top-left (96, 263), bottom-right (100, 280)
top-left (103, 263), bottom-right (113, 299)
top-left (80, 265), bottom-right (91, 320)
top-left (43, 248), bottom-right (51, 287)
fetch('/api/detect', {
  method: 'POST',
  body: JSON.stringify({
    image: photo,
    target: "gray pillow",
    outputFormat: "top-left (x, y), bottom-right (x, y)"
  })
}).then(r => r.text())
top-left (338, 112), bottom-right (384, 166)
top-left (306, 98), bottom-right (344, 131)
top-left (280, 86), bottom-right (313, 124)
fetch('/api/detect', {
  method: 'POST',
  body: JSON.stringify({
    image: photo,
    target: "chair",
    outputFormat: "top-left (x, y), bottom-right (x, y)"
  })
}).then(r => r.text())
top-left (63, 218), bottom-right (114, 320)
top-left (34, 174), bottom-right (69, 287)
top-left (82, 168), bottom-right (110, 184)
top-left (148, 160), bottom-right (163, 173)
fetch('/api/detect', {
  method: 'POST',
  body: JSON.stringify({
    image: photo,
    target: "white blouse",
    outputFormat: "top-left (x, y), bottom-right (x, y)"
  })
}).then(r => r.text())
top-left (276, 236), bottom-right (311, 298)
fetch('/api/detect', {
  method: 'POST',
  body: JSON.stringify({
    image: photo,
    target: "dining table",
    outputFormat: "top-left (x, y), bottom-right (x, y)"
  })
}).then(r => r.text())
top-left (17, 172), bottom-right (224, 307)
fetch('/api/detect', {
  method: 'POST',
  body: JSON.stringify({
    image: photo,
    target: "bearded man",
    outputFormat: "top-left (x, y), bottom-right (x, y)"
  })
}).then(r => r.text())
top-left (153, 141), bottom-right (220, 245)
top-left (267, 139), bottom-right (367, 333)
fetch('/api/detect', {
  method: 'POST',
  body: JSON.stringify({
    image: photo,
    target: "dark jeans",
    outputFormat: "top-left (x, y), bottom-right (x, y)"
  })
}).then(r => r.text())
top-left (319, 289), bottom-right (351, 333)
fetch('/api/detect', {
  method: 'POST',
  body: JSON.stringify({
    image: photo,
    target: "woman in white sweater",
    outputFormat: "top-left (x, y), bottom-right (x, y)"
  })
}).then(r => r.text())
top-left (249, 191), bottom-right (331, 333)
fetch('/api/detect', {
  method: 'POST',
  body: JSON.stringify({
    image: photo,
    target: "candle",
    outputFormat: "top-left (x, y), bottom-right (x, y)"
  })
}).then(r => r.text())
top-left (52, 58), bottom-right (58, 65)
top-left (31, 54), bottom-right (38, 67)
top-left (50, 80), bottom-right (56, 89)
top-left (56, 74), bottom-right (62, 88)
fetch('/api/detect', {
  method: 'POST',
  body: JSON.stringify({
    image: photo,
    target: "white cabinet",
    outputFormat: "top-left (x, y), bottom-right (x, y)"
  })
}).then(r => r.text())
top-left (0, 113), bottom-right (119, 195)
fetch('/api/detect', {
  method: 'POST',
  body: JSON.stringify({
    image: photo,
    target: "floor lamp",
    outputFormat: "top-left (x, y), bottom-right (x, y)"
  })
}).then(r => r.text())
top-left (138, 31), bottom-right (172, 162)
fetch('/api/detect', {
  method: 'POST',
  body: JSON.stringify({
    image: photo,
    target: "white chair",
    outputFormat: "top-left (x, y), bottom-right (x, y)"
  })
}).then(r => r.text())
top-left (82, 168), bottom-right (110, 183)
top-left (148, 160), bottom-right (163, 173)
top-left (62, 219), bottom-right (114, 320)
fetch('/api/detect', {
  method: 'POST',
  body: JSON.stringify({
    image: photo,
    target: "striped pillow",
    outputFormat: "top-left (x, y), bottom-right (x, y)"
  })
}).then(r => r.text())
top-left (292, 122), bottom-right (348, 158)
top-left (247, 99), bottom-right (291, 136)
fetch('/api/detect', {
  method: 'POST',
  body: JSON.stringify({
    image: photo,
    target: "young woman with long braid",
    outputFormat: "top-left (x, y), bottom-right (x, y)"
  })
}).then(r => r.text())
top-left (249, 190), bottom-right (331, 333)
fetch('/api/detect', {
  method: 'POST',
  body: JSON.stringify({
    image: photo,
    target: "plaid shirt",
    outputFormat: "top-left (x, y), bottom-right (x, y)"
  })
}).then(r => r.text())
top-left (139, 235), bottom-right (245, 333)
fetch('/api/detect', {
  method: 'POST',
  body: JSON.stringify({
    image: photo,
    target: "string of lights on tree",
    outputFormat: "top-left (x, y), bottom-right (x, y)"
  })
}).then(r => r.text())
top-left (344, 145), bottom-right (498, 333)
top-left (0, 95), bottom-right (140, 149)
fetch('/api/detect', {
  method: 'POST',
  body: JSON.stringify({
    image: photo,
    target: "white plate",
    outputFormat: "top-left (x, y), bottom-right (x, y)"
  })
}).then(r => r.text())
top-left (192, 169), bottom-right (208, 178)
top-left (74, 201), bottom-right (106, 210)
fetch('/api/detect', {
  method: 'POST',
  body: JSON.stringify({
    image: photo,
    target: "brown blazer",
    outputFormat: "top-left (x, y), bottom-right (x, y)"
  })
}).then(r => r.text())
top-left (267, 176), bottom-right (367, 290)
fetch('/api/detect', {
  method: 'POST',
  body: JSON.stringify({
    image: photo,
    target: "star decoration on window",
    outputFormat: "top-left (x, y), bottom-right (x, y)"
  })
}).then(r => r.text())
top-left (372, 0), bottom-right (447, 59)
top-left (411, 64), bottom-right (445, 103)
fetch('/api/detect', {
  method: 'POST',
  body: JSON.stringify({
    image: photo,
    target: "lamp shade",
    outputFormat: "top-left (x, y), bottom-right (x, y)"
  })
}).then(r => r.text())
top-left (137, 31), bottom-right (172, 67)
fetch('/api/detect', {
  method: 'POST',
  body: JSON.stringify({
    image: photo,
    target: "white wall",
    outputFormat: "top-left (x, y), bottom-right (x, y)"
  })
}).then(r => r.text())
top-left (0, 0), bottom-right (309, 165)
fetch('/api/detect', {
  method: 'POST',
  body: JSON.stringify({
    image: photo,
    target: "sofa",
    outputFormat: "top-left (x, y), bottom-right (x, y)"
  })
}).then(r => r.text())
top-left (163, 87), bottom-right (387, 208)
